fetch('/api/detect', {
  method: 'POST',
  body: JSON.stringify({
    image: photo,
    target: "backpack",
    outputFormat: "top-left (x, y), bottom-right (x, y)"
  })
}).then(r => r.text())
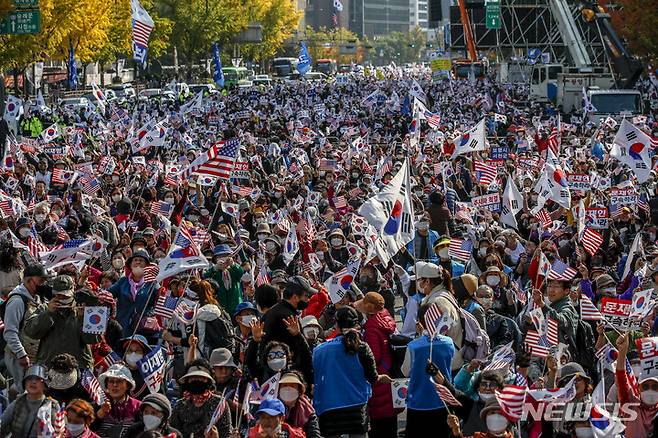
top-left (389, 333), bottom-right (412, 378)
top-left (443, 293), bottom-right (491, 362)
top-left (568, 319), bottom-right (597, 376)
top-left (0, 294), bottom-right (30, 327)
top-left (198, 311), bottom-right (235, 358)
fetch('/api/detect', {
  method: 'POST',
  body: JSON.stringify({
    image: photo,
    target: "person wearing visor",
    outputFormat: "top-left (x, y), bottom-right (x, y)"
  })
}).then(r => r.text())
top-left (204, 244), bottom-right (244, 316)
top-left (433, 236), bottom-right (465, 277)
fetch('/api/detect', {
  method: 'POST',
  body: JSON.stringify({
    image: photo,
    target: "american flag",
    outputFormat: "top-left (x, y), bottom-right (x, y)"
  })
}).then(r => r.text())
top-left (483, 341), bottom-right (515, 371)
top-left (525, 317), bottom-right (558, 357)
top-left (319, 159), bottom-right (339, 172)
top-left (81, 369), bottom-right (106, 405)
top-left (435, 384), bottom-right (462, 407)
top-left (514, 373), bottom-right (528, 387)
top-left (154, 291), bottom-right (178, 319)
top-left (580, 295), bottom-right (603, 321)
top-left (424, 302), bottom-right (445, 337)
top-left (303, 212), bottom-right (316, 243)
top-left (495, 385), bottom-right (527, 422)
top-left (185, 224), bottom-right (210, 248)
top-left (448, 238), bottom-right (473, 263)
top-left (0, 318), bottom-right (5, 331)
top-left (547, 127), bottom-right (560, 155)
top-left (55, 225), bottom-right (69, 242)
top-left (474, 161), bottom-right (497, 186)
top-left (164, 173), bottom-right (179, 187)
top-left (95, 351), bottom-right (120, 375)
top-left (27, 233), bottom-right (48, 259)
top-left (255, 264), bottom-right (270, 286)
top-left (81, 177), bottom-right (101, 195)
top-left (510, 280), bottom-right (527, 305)
top-left (143, 264), bottom-right (159, 283)
top-left (426, 113), bottom-right (441, 129)
top-left (51, 168), bottom-right (76, 185)
top-left (231, 185), bottom-right (253, 197)
top-left (0, 199), bottom-right (14, 217)
top-left (132, 16), bottom-right (153, 48)
top-left (53, 406), bottom-right (66, 437)
top-left (534, 209), bottom-right (553, 229)
top-left (197, 139), bottom-right (240, 179)
top-left (334, 196), bottom-right (347, 209)
top-left (581, 228), bottom-right (603, 256)
top-left (638, 195), bottom-right (650, 216)
top-left (547, 259), bottom-right (577, 281)
top-left (150, 201), bottom-right (173, 216)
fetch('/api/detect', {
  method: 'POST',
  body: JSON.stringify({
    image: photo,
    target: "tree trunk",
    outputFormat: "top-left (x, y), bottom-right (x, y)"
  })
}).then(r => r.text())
top-left (100, 62), bottom-right (106, 87)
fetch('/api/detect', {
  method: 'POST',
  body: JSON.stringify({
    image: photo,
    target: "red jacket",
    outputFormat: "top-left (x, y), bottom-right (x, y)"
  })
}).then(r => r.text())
top-left (363, 310), bottom-right (397, 419)
top-left (302, 288), bottom-right (329, 320)
top-left (247, 423), bottom-right (305, 438)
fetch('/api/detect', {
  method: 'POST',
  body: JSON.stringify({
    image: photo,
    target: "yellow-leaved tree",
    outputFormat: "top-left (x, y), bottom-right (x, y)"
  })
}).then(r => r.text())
top-left (158, 0), bottom-right (251, 80)
top-left (239, 0), bottom-right (302, 62)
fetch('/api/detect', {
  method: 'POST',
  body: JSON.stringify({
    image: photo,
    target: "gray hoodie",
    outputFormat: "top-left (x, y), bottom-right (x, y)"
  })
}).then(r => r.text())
top-left (3, 284), bottom-right (41, 359)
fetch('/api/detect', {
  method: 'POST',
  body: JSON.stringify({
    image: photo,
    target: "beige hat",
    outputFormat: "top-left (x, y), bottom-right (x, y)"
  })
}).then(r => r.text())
top-left (410, 261), bottom-right (441, 280)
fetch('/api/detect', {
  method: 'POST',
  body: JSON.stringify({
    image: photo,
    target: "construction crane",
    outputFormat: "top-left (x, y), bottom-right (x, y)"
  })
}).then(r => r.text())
top-left (580, 1), bottom-right (643, 88)
top-left (452, 0), bottom-right (485, 80)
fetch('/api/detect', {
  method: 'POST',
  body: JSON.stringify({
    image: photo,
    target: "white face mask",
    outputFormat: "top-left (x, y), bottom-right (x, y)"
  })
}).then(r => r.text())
top-left (142, 414), bottom-right (162, 431)
top-left (575, 427), bottom-right (594, 438)
top-left (19, 228), bottom-right (31, 238)
top-left (417, 222), bottom-right (429, 231)
top-left (112, 195), bottom-right (121, 203)
top-left (257, 233), bottom-right (268, 241)
top-left (303, 327), bottom-right (320, 339)
top-left (480, 298), bottom-right (493, 310)
top-left (486, 413), bottom-right (508, 434)
top-left (315, 251), bottom-right (325, 261)
top-left (268, 358), bottom-right (287, 371)
top-left (279, 386), bottom-right (299, 403)
top-left (439, 248), bottom-right (449, 258)
top-left (132, 266), bottom-right (144, 277)
top-left (479, 391), bottom-right (495, 401)
top-left (330, 238), bottom-right (343, 247)
top-left (478, 247), bottom-right (488, 257)
top-left (641, 389), bottom-right (658, 405)
top-left (487, 276), bottom-right (501, 287)
top-left (164, 197), bottom-right (175, 205)
top-left (112, 259), bottom-right (124, 269)
top-left (126, 352), bottom-right (143, 367)
top-left (240, 315), bottom-right (256, 326)
top-left (65, 423), bottom-right (85, 436)
top-left (35, 214), bottom-right (47, 223)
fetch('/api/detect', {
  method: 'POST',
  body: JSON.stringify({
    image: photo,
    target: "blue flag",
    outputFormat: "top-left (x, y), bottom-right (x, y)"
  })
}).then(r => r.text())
top-left (68, 45), bottom-right (77, 90)
top-left (212, 43), bottom-right (224, 88)
top-left (297, 41), bottom-right (311, 75)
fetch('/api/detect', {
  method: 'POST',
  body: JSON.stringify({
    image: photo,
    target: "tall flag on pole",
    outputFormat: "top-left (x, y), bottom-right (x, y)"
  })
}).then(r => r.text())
top-left (297, 41), bottom-right (312, 75)
top-left (131, 0), bottom-right (155, 67)
top-left (68, 44), bottom-right (77, 89)
top-left (212, 43), bottom-right (224, 88)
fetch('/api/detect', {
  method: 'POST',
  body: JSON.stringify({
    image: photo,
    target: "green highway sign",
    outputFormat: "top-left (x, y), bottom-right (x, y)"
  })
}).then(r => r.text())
top-left (0, 9), bottom-right (41, 34)
top-left (485, 0), bottom-right (502, 30)
top-left (14, 0), bottom-right (39, 7)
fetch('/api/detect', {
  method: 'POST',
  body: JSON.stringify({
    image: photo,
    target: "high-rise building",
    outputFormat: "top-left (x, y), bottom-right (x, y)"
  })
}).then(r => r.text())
top-left (306, 0), bottom-right (350, 31)
top-left (409, 0), bottom-right (429, 31)
top-left (349, 0), bottom-right (410, 38)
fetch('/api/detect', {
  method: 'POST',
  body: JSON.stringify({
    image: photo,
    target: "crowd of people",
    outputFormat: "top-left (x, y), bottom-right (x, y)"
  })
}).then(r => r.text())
top-left (0, 64), bottom-right (656, 438)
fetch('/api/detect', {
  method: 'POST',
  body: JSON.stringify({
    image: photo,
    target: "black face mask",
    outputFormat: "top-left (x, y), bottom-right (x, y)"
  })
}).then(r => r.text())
top-left (35, 284), bottom-right (52, 300)
top-left (183, 380), bottom-right (210, 394)
top-left (297, 300), bottom-right (309, 311)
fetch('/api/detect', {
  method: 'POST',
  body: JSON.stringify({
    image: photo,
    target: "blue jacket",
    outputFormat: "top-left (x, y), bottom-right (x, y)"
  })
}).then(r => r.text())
top-left (312, 336), bottom-right (372, 416)
top-left (109, 277), bottom-right (157, 337)
top-left (406, 335), bottom-right (455, 411)
top-left (406, 230), bottom-right (439, 264)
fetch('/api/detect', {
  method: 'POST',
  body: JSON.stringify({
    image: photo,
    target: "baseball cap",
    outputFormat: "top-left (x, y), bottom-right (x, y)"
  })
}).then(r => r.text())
top-left (285, 276), bottom-right (318, 295)
top-left (52, 275), bottom-right (75, 297)
top-left (23, 264), bottom-right (53, 279)
top-left (256, 399), bottom-right (286, 416)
